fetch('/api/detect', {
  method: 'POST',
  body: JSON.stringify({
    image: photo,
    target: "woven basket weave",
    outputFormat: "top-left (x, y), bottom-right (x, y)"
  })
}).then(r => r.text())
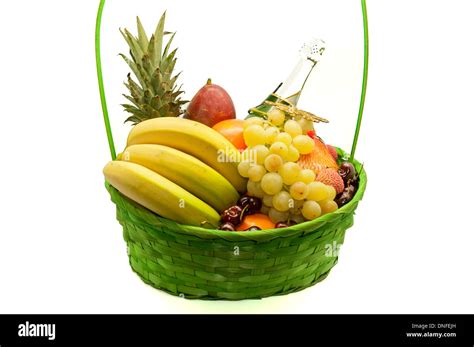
top-left (105, 153), bottom-right (366, 300)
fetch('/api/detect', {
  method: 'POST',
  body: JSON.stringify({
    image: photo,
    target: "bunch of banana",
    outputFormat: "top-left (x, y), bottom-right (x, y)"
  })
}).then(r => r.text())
top-left (103, 118), bottom-right (247, 228)
top-left (127, 117), bottom-right (246, 192)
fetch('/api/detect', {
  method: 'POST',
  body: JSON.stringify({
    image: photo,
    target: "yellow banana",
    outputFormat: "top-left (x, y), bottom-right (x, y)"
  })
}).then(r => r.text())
top-left (126, 117), bottom-right (247, 193)
top-left (122, 144), bottom-right (239, 212)
top-left (103, 161), bottom-right (220, 228)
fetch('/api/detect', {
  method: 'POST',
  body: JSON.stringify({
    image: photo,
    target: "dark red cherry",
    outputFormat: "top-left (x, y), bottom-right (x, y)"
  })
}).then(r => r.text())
top-left (219, 222), bottom-right (236, 231)
top-left (335, 185), bottom-right (356, 207)
top-left (338, 162), bottom-right (356, 184)
top-left (221, 205), bottom-right (243, 225)
top-left (275, 222), bottom-right (288, 228)
top-left (237, 196), bottom-right (262, 215)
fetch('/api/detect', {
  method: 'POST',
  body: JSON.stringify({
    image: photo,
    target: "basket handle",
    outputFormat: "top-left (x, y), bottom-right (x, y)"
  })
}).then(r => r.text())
top-left (94, 0), bottom-right (368, 162)
top-left (95, 0), bottom-right (116, 160)
top-left (350, 0), bottom-right (369, 161)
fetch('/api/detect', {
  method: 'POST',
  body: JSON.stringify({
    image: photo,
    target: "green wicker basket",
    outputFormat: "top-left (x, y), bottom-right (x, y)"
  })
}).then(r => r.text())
top-left (95, 0), bottom-right (369, 300)
top-left (106, 153), bottom-right (366, 300)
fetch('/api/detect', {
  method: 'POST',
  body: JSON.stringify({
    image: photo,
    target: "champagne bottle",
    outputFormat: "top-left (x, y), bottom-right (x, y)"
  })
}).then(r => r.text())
top-left (248, 38), bottom-right (326, 118)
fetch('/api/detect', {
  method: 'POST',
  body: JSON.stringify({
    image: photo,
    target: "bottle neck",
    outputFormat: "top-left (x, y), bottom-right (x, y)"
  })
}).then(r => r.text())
top-left (277, 57), bottom-right (317, 106)
top-left (247, 37), bottom-right (325, 119)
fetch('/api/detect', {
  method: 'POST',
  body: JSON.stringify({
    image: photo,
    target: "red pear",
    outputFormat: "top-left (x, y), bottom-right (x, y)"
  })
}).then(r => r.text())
top-left (185, 79), bottom-right (236, 127)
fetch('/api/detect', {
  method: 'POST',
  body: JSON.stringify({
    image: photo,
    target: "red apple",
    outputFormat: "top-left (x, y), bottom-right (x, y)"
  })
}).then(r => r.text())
top-left (185, 79), bottom-right (236, 127)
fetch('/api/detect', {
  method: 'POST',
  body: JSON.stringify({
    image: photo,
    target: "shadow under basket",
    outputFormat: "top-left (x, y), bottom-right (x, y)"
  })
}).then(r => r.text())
top-left (105, 153), bottom-right (367, 300)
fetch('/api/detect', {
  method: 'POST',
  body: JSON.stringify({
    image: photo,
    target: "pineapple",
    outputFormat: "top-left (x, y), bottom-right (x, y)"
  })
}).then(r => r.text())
top-left (120, 13), bottom-right (187, 125)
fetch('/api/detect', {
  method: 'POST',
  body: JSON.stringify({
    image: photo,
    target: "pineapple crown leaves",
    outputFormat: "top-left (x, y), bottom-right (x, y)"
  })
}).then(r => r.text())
top-left (119, 13), bottom-right (187, 125)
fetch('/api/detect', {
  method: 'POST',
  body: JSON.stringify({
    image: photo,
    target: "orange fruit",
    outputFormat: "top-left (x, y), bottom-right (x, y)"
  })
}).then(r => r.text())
top-left (212, 119), bottom-right (246, 151)
top-left (237, 213), bottom-right (275, 231)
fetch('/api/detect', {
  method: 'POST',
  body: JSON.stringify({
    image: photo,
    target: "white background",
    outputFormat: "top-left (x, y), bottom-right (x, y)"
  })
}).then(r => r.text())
top-left (0, 0), bottom-right (473, 313)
